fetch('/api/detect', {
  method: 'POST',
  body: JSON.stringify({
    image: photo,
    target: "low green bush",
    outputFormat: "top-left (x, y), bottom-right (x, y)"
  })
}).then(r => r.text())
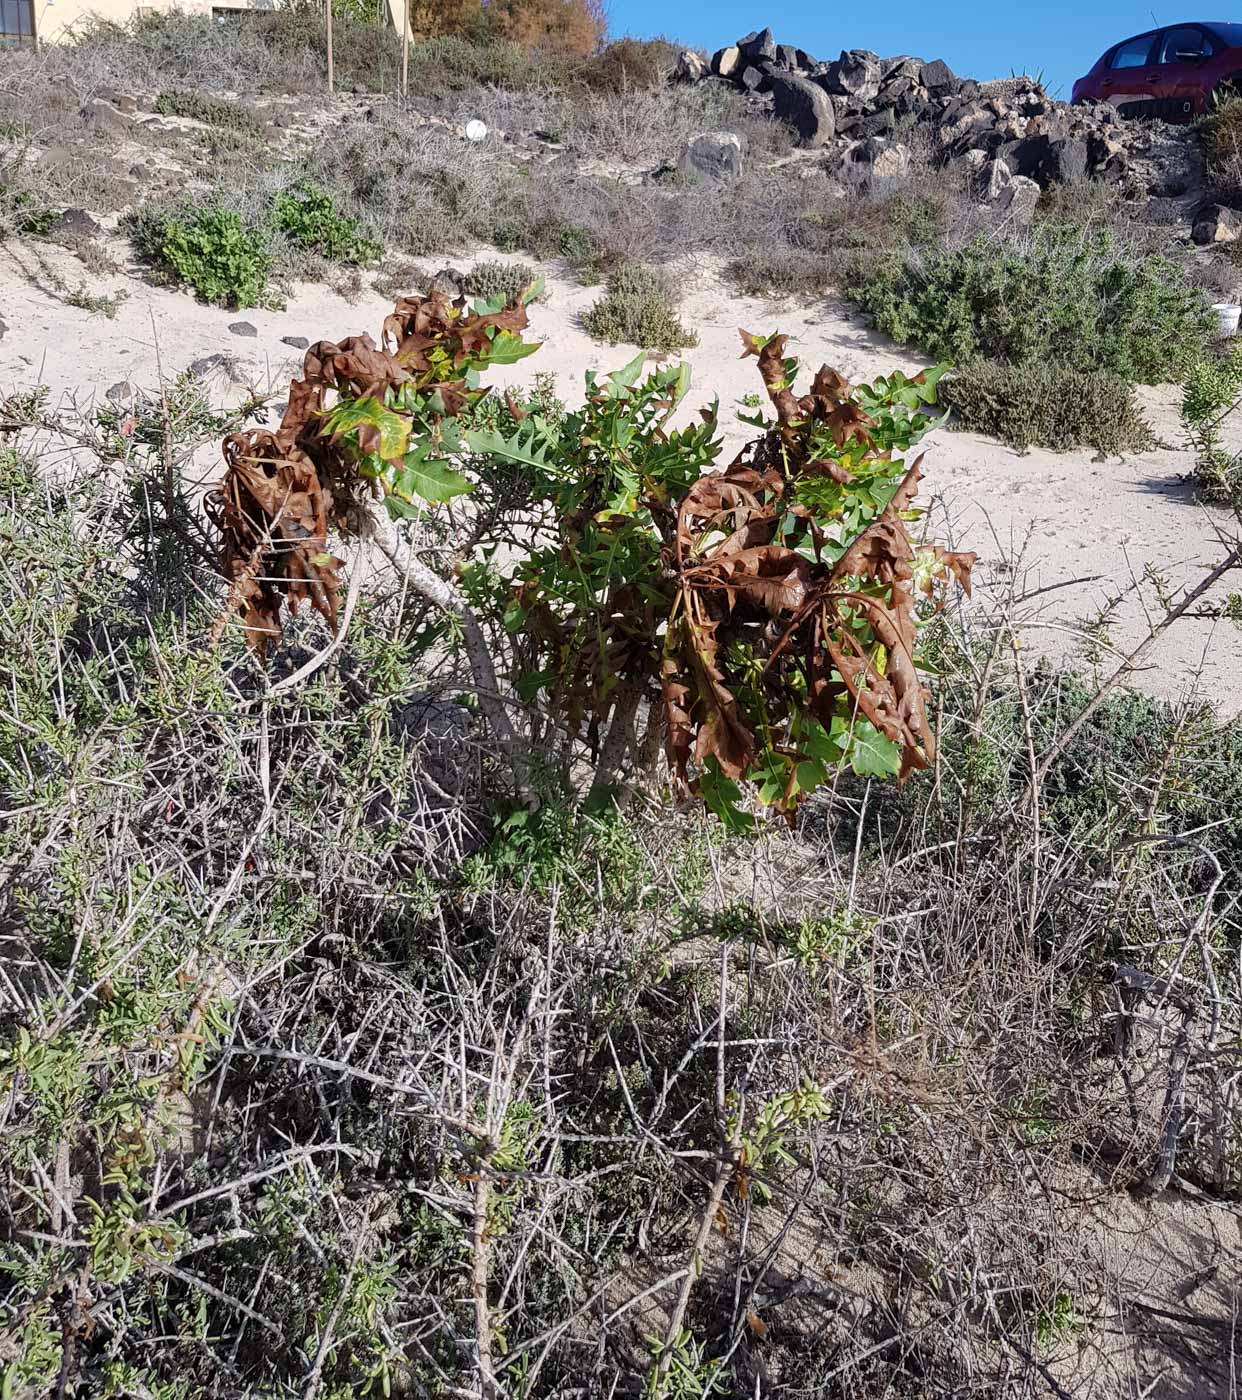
top-left (582, 263), bottom-right (696, 351)
top-left (852, 227), bottom-right (1213, 385)
top-left (1181, 342), bottom-right (1242, 501)
top-left (275, 180), bottom-right (380, 265)
top-left (127, 206), bottom-right (272, 307)
top-left (154, 88), bottom-right (264, 137)
top-left (941, 361), bottom-right (1155, 456)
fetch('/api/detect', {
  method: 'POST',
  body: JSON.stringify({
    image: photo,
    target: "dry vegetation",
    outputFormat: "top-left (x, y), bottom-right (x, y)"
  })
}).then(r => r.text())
top-left (2, 16), bottom-right (1242, 1400)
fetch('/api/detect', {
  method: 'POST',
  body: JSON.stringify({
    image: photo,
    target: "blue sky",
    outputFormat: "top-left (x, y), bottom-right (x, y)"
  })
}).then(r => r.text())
top-left (607, 3), bottom-right (1176, 99)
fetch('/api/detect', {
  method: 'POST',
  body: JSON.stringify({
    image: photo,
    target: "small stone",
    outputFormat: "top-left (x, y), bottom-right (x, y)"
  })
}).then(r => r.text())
top-left (106, 381), bottom-right (138, 405)
top-left (229, 321), bottom-right (258, 338)
top-left (882, 55), bottom-right (924, 83)
top-left (738, 27), bottom-right (777, 63)
top-left (993, 174), bottom-right (1040, 227)
top-left (115, 94), bottom-right (138, 114)
top-left (678, 131), bottom-right (746, 181)
top-left (711, 45), bottom-right (741, 79)
top-left (769, 73), bottom-right (836, 147)
top-left (920, 58), bottom-right (958, 94)
top-left (429, 267), bottom-right (465, 297)
top-left (81, 97), bottom-right (133, 137)
top-left (676, 50), bottom-right (705, 82)
top-left (982, 157), bottom-right (1012, 200)
top-left (0, 316), bottom-right (8, 343)
top-left (821, 49), bottom-right (882, 103)
top-left (190, 353), bottom-right (229, 377)
top-left (871, 143), bottom-right (910, 179)
top-left (281, 335), bottom-right (310, 350)
top-left (48, 208), bottom-right (101, 240)
top-left (1193, 203), bottom-right (1242, 245)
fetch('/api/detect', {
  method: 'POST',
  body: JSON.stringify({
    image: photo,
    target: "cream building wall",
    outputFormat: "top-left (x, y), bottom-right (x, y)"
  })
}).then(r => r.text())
top-left (31, 0), bottom-right (276, 44)
top-left (28, 0), bottom-right (402, 43)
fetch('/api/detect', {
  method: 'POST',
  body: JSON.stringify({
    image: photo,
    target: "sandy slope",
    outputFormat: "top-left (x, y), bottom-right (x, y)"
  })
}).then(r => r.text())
top-left (3, 236), bottom-right (1239, 710)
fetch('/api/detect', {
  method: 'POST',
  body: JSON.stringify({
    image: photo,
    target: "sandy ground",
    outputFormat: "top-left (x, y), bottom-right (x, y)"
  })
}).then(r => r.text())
top-left (3, 236), bottom-right (1240, 711)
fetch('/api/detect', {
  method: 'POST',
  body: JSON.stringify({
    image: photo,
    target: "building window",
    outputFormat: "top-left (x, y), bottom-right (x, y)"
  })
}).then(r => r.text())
top-left (0, 0), bottom-right (35, 44)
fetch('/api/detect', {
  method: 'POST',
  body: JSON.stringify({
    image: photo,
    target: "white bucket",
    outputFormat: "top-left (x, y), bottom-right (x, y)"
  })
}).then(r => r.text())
top-left (1212, 302), bottom-right (1241, 338)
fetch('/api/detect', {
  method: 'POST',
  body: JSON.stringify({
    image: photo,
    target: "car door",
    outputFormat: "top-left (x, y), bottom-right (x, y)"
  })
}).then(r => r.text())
top-left (1151, 23), bottom-right (1218, 118)
top-left (1096, 31), bottom-right (1160, 116)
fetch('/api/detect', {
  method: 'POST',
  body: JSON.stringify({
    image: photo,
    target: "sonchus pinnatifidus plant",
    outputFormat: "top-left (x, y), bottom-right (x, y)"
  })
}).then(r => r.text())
top-left (209, 287), bottom-right (973, 828)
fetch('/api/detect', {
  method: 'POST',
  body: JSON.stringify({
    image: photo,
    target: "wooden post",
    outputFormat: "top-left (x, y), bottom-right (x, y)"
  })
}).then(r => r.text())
top-left (401, 0), bottom-right (410, 99)
top-left (325, 0), bottom-right (335, 94)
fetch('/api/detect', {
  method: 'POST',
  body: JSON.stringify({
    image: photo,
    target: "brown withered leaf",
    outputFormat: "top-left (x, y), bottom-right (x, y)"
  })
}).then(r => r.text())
top-left (211, 288), bottom-right (529, 654)
top-left (689, 546), bottom-right (814, 616)
top-left (824, 402), bottom-right (875, 448)
top-left (740, 329), bottom-right (801, 424)
top-left (810, 365), bottom-right (852, 403)
top-left (208, 436), bottom-right (343, 655)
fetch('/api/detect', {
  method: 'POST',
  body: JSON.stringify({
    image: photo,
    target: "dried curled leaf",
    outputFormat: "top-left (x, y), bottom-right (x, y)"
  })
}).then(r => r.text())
top-left (662, 330), bottom-right (975, 818)
top-left (209, 288), bottom-right (533, 653)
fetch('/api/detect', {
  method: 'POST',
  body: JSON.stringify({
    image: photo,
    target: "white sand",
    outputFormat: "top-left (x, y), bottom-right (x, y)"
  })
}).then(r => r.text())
top-left (3, 238), bottom-right (1239, 710)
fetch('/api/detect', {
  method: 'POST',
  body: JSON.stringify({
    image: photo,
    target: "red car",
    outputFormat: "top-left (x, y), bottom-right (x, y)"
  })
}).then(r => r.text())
top-left (1072, 21), bottom-right (1242, 119)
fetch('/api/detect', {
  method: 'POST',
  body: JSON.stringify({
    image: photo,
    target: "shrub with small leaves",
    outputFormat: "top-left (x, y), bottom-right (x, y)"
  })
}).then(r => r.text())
top-left (128, 206), bottom-right (272, 307)
top-left (275, 180), bottom-right (381, 265)
top-left (154, 88), bottom-right (264, 138)
top-left (941, 360), bottom-right (1155, 457)
top-left (1181, 340), bottom-right (1242, 501)
top-left (466, 259), bottom-right (543, 304)
top-left (582, 263), bottom-right (697, 352)
top-left (853, 226), bottom-right (1213, 385)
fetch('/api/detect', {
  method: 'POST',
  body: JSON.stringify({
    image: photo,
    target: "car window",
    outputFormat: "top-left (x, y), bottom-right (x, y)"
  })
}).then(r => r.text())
top-left (1157, 26), bottom-right (1213, 63)
top-left (1109, 35), bottom-right (1155, 69)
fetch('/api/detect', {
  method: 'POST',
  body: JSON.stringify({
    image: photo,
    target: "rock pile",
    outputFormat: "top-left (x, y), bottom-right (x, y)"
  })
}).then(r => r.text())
top-left (675, 28), bottom-right (1203, 210)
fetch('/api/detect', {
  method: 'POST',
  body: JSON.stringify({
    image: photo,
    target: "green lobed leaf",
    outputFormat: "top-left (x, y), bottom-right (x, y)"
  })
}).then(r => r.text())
top-left (389, 444), bottom-right (473, 506)
top-left (321, 396), bottom-right (410, 461)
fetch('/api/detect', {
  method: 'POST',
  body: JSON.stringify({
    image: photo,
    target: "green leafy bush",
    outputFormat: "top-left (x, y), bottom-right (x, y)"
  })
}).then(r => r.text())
top-left (582, 263), bottom-right (697, 352)
top-left (1181, 341), bottom-right (1242, 501)
top-left (131, 206), bottom-right (272, 307)
top-left (154, 88), bottom-right (264, 137)
top-left (275, 180), bottom-right (380, 264)
top-left (852, 227), bottom-right (1213, 385)
top-left (941, 361), bottom-right (1155, 456)
top-left (466, 258), bottom-right (542, 304)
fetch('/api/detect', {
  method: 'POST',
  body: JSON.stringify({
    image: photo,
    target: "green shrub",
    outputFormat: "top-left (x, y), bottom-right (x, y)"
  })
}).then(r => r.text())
top-left (466, 258), bottom-right (541, 303)
top-left (128, 206), bottom-right (271, 307)
top-left (582, 263), bottom-right (696, 351)
top-left (154, 88), bottom-right (264, 137)
top-left (852, 227), bottom-right (1213, 385)
top-left (275, 180), bottom-right (380, 264)
top-left (941, 361), bottom-right (1155, 456)
top-left (1181, 341), bottom-right (1242, 501)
